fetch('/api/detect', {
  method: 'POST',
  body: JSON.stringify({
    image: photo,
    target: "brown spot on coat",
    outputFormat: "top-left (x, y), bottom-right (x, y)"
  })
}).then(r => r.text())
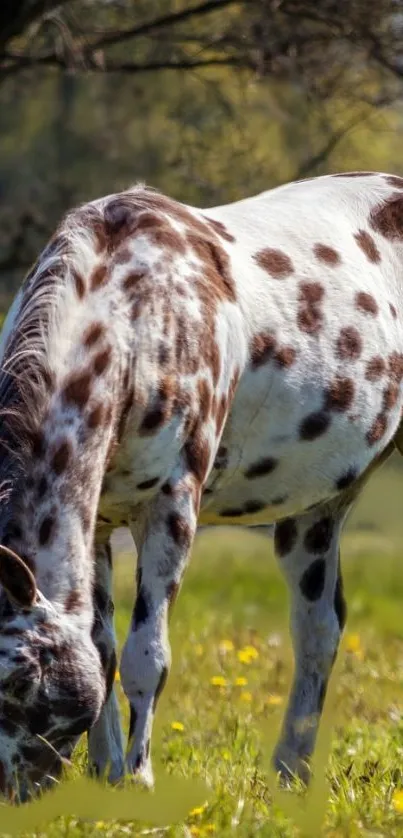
top-left (139, 407), bottom-right (165, 435)
top-left (354, 229), bottom-right (381, 263)
top-left (137, 477), bottom-right (159, 490)
top-left (90, 264), bottom-right (108, 291)
top-left (175, 325), bottom-right (196, 376)
top-left (313, 243), bottom-right (340, 265)
top-left (38, 516), bottom-right (55, 547)
top-left (93, 346), bottom-right (112, 376)
top-left (158, 342), bottom-right (170, 367)
top-left (209, 340), bottom-right (221, 385)
top-left (304, 517), bottom-right (333, 554)
top-left (103, 198), bottom-right (137, 247)
top-left (370, 192), bottom-right (403, 240)
top-left (188, 234), bottom-right (236, 302)
top-left (243, 500), bottom-right (266, 514)
top-left (197, 378), bottom-right (212, 423)
top-left (389, 352), bottom-right (403, 382)
top-left (386, 175), bottom-right (403, 189)
top-left (382, 383), bottom-right (399, 411)
top-left (88, 403), bottom-right (104, 429)
top-left (137, 212), bottom-right (187, 255)
top-left (51, 440), bottom-right (71, 475)
top-left (336, 326), bottom-right (362, 361)
top-left (31, 431), bottom-right (45, 459)
top-left (297, 281), bottom-right (324, 335)
top-left (390, 303), bottom-right (397, 319)
top-left (365, 356), bottom-right (386, 382)
top-left (250, 333), bottom-right (277, 368)
top-left (203, 217), bottom-right (235, 242)
top-left (326, 377), bottom-right (355, 412)
top-left (275, 346), bottom-right (297, 367)
top-left (300, 411), bottom-right (331, 440)
top-left (113, 246), bottom-right (132, 265)
top-left (185, 432), bottom-right (210, 484)
top-left (336, 468), bottom-right (357, 490)
top-left (161, 482), bottom-right (173, 496)
top-left (355, 291), bottom-right (378, 316)
top-left (123, 271), bottom-right (147, 292)
top-left (65, 590), bottom-right (82, 613)
top-left (167, 513), bottom-right (192, 550)
top-left (245, 457), bottom-right (278, 479)
top-left (300, 559), bottom-right (326, 600)
top-left (73, 270), bottom-right (86, 299)
top-left (83, 322), bottom-right (105, 348)
top-left (366, 413), bottom-right (388, 445)
top-left (254, 248), bottom-right (294, 279)
top-left (139, 378), bottom-right (174, 436)
top-left (220, 507), bottom-right (245, 518)
top-left (274, 518), bottom-right (298, 557)
top-left (63, 370), bottom-right (92, 407)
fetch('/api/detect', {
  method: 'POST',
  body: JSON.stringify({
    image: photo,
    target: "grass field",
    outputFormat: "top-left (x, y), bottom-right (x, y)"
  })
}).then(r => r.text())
top-left (4, 456), bottom-right (403, 836)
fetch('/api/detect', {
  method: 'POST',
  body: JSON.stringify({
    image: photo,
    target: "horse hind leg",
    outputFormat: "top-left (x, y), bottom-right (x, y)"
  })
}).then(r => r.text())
top-left (272, 498), bottom-right (351, 784)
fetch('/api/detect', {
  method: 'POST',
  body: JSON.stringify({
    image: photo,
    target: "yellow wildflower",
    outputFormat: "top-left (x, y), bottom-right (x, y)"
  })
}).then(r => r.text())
top-left (234, 676), bottom-right (248, 687)
top-left (95, 823), bottom-right (106, 829)
top-left (171, 721), bottom-right (184, 732)
top-left (210, 675), bottom-right (227, 687)
top-left (345, 633), bottom-right (363, 657)
top-left (267, 694), bottom-right (283, 706)
top-left (195, 644), bottom-right (204, 656)
top-left (237, 645), bottom-right (259, 664)
top-left (243, 645), bottom-right (259, 659)
top-left (221, 749), bottom-right (231, 761)
top-left (189, 803), bottom-right (207, 818)
top-left (114, 671), bottom-right (121, 682)
top-left (219, 639), bottom-right (235, 653)
top-left (189, 827), bottom-right (202, 837)
top-left (393, 790), bottom-right (403, 813)
top-left (240, 691), bottom-right (252, 702)
top-left (237, 651), bottom-right (252, 664)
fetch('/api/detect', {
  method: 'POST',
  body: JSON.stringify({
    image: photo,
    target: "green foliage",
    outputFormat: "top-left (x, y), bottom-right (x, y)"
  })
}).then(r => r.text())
top-left (2, 2), bottom-right (403, 308)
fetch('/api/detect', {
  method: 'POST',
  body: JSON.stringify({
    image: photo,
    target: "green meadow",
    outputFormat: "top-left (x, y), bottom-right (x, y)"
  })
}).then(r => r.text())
top-left (4, 454), bottom-right (403, 836)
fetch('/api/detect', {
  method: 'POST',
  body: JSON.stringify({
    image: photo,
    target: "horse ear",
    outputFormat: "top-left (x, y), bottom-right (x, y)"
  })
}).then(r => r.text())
top-left (0, 546), bottom-right (37, 609)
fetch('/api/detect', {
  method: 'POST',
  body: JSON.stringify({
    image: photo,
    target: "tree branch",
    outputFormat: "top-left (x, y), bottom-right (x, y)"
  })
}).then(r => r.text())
top-left (367, 31), bottom-right (403, 80)
top-left (2, 51), bottom-right (246, 75)
top-left (85, 0), bottom-right (241, 52)
top-left (294, 113), bottom-right (369, 179)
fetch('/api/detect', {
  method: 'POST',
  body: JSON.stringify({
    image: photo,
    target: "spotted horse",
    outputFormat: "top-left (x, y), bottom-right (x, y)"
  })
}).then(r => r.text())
top-left (0, 171), bottom-right (402, 798)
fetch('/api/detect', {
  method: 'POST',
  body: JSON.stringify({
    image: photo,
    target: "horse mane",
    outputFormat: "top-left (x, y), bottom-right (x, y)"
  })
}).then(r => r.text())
top-left (0, 198), bottom-right (107, 494)
top-left (0, 182), bottom-right (171, 497)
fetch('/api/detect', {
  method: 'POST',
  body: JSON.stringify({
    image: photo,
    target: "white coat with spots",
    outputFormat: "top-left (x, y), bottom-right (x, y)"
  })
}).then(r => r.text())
top-left (0, 171), bottom-right (402, 796)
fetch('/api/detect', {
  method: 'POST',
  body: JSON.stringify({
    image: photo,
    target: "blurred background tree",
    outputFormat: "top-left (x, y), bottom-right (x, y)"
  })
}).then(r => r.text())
top-left (1, 0), bottom-right (403, 306)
